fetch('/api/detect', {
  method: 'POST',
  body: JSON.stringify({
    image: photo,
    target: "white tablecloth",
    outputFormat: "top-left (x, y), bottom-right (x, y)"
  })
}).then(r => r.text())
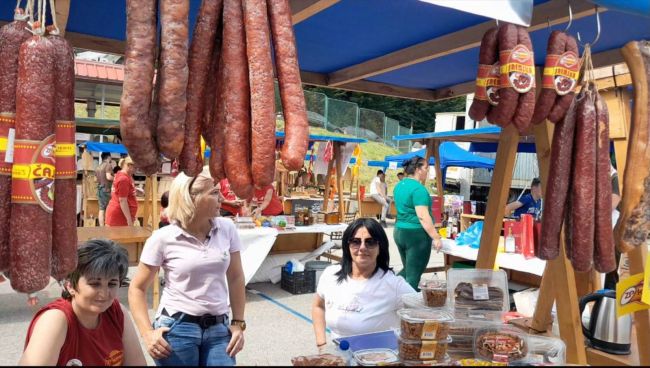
top-left (239, 227), bottom-right (278, 285)
top-left (441, 239), bottom-right (546, 276)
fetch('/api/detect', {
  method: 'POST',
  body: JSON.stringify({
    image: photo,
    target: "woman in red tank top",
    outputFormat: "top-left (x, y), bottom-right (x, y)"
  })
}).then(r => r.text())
top-left (20, 239), bottom-right (146, 366)
top-left (251, 184), bottom-right (284, 217)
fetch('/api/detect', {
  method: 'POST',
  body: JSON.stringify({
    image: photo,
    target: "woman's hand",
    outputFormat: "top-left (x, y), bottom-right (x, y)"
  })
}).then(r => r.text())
top-left (144, 328), bottom-right (173, 360)
top-left (226, 325), bottom-right (245, 357)
top-left (317, 342), bottom-right (328, 354)
top-left (432, 236), bottom-right (443, 251)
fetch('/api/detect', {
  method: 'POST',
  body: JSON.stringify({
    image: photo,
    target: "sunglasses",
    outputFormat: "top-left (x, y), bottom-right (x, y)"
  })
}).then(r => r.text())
top-left (349, 237), bottom-right (379, 249)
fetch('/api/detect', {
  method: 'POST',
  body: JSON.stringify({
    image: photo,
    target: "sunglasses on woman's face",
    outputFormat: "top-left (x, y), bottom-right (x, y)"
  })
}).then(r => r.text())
top-left (348, 237), bottom-right (379, 249)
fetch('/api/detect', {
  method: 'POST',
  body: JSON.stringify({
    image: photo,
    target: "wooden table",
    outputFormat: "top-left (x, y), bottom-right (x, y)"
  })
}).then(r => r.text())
top-left (77, 226), bottom-right (152, 265)
top-left (358, 197), bottom-right (397, 218)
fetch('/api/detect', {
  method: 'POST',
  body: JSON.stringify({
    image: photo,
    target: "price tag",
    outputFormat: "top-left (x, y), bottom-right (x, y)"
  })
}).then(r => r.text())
top-left (388, 161), bottom-right (398, 170)
top-left (472, 283), bottom-right (490, 301)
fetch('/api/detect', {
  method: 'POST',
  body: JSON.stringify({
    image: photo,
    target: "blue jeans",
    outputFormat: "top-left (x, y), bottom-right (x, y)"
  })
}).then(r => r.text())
top-left (153, 313), bottom-right (235, 366)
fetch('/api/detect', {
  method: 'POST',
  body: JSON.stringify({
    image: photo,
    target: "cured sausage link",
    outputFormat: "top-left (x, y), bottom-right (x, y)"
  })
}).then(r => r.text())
top-left (209, 42), bottom-right (227, 181)
top-left (486, 24), bottom-right (518, 127)
top-left (245, 0), bottom-right (276, 187)
top-left (157, 0), bottom-right (190, 160)
top-left (538, 98), bottom-right (578, 260)
top-left (511, 27), bottom-right (536, 133)
top-left (570, 85), bottom-right (597, 272)
top-left (593, 92), bottom-right (616, 273)
top-left (49, 30), bottom-right (78, 280)
top-left (0, 10), bottom-right (31, 273)
top-left (10, 35), bottom-right (56, 293)
top-left (120, 0), bottom-right (160, 174)
top-left (468, 27), bottom-right (499, 122)
top-left (547, 35), bottom-right (579, 124)
top-left (222, 0), bottom-right (254, 198)
top-left (531, 30), bottom-right (566, 125)
top-left (268, 0), bottom-right (309, 171)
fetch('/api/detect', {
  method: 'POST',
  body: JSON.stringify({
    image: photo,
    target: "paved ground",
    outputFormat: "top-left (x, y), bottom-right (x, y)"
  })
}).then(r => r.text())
top-left (0, 220), bottom-right (445, 366)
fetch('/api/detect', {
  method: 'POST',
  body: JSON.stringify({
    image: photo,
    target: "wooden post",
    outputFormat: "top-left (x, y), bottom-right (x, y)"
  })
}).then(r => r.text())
top-left (142, 176), bottom-right (151, 228)
top-left (475, 125), bottom-right (519, 269)
top-left (321, 143), bottom-right (335, 213)
top-left (334, 142), bottom-right (345, 220)
top-left (432, 140), bottom-right (444, 199)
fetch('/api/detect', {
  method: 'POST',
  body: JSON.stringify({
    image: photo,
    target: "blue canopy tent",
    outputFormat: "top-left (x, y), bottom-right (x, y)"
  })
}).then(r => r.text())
top-left (83, 141), bottom-right (128, 154)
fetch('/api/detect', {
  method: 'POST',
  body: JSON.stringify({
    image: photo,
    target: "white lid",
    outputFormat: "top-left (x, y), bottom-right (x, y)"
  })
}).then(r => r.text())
top-left (353, 349), bottom-right (400, 365)
top-left (397, 308), bottom-right (454, 324)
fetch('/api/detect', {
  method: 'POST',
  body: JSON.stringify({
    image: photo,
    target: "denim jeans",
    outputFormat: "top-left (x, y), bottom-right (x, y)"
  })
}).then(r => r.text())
top-left (152, 313), bottom-right (235, 366)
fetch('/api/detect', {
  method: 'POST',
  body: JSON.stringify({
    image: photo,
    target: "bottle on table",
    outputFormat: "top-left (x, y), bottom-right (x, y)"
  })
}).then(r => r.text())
top-left (505, 227), bottom-right (516, 253)
top-left (336, 340), bottom-right (355, 366)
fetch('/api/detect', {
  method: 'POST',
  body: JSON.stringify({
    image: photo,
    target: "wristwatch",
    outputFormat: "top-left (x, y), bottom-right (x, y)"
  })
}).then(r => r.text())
top-left (231, 319), bottom-right (246, 331)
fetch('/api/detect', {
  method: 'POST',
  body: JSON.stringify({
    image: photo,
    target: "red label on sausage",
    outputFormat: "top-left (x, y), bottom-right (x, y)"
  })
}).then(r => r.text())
top-left (0, 114), bottom-right (15, 176)
top-left (542, 51), bottom-right (580, 95)
top-left (475, 62), bottom-right (501, 106)
top-left (500, 44), bottom-right (535, 93)
top-left (11, 135), bottom-right (56, 213)
top-left (55, 120), bottom-right (76, 179)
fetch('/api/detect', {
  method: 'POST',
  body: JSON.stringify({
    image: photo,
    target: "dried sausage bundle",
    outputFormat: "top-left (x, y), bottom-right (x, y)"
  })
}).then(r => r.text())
top-left (468, 27), bottom-right (499, 122)
top-left (531, 31), bottom-right (580, 125)
top-left (615, 41), bottom-right (650, 253)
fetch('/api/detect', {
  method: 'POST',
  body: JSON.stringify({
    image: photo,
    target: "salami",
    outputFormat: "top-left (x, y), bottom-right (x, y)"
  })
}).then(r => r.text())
top-left (209, 47), bottom-right (227, 181)
top-left (10, 33), bottom-right (56, 293)
top-left (538, 98), bottom-right (578, 260)
top-left (244, 0), bottom-right (276, 187)
top-left (120, 0), bottom-right (160, 174)
top-left (511, 27), bottom-right (536, 133)
top-left (486, 24), bottom-right (519, 127)
top-left (468, 27), bottom-right (499, 122)
top-left (222, 0), bottom-right (254, 198)
top-left (48, 29), bottom-right (78, 280)
top-left (570, 84), bottom-right (597, 272)
top-left (531, 31), bottom-right (567, 125)
top-left (547, 35), bottom-right (579, 124)
top-left (179, 0), bottom-right (222, 176)
top-left (268, 0), bottom-right (309, 171)
top-left (201, 25), bottom-right (222, 149)
top-left (0, 8), bottom-right (31, 273)
top-left (593, 92), bottom-right (616, 273)
top-left (156, 0), bottom-right (190, 160)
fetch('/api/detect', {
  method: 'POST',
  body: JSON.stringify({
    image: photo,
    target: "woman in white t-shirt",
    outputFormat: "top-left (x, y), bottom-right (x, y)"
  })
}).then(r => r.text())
top-left (312, 218), bottom-right (415, 351)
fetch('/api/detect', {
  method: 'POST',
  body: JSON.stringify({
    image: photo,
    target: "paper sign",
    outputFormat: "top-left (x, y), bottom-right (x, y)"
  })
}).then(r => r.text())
top-left (388, 161), bottom-right (398, 170)
top-left (616, 272), bottom-right (649, 317)
top-left (428, 166), bottom-right (436, 179)
top-left (642, 253), bottom-right (650, 305)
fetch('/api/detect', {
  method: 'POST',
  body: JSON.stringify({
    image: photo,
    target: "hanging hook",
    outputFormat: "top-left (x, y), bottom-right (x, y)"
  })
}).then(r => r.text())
top-left (577, 5), bottom-right (601, 47)
top-left (547, 17), bottom-right (552, 31)
top-left (563, 0), bottom-right (573, 32)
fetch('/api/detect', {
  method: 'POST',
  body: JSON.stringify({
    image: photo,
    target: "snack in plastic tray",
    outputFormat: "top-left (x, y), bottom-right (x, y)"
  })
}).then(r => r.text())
top-left (473, 327), bottom-right (528, 363)
top-left (447, 269), bottom-right (509, 312)
top-left (291, 353), bottom-right (346, 366)
top-left (400, 354), bottom-right (451, 366)
top-left (523, 335), bottom-right (566, 365)
top-left (419, 279), bottom-right (447, 308)
top-left (352, 348), bottom-right (400, 366)
top-left (398, 336), bottom-right (451, 361)
top-left (452, 359), bottom-right (507, 366)
top-left (398, 308), bottom-right (454, 340)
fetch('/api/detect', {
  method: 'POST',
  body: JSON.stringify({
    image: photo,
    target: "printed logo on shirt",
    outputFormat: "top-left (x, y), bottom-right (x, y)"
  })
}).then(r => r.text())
top-left (334, 296), bottom-right (363, 313)
top-left (104, 350), bottom-right (124, 366)
top-left (66, 358), bottom-right (83, 366)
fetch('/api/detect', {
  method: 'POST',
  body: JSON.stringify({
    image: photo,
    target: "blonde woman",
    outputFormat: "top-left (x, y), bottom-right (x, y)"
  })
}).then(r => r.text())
top-left (128, 166), bottom-right (246, 366)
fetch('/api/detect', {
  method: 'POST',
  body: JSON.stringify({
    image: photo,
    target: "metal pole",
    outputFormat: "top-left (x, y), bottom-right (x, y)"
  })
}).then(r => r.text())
top-left (324, 94), bottom-right (329, 131)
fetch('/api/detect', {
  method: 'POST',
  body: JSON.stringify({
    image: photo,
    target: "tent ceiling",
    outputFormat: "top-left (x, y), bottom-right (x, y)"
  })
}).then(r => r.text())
top-left (1, 0), bottom-right (647, 101)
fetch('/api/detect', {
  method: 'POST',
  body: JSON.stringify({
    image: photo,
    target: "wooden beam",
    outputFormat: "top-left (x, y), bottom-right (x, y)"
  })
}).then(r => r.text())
top-left (290, 0), bottom-right (340, 25)
top-left (65, 31), bottom-right (126, 55)
top-left (475, 124), bottom-right (519, 269)
top-left (432, 141), bottom-right (444, 199)
top-left (321, 150), bottom-right (335, 213)
top-left (327, 0), bottom-right (602, 86)
top-left (54, 0), bottom-right (71, 36)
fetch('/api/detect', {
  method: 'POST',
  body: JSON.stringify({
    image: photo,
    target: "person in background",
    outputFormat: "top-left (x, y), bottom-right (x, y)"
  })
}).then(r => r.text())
top-left (217, 178), bottom-right (245, 217)
top-left (128, 166), bottom-right (246, 366)
top-left (293, 168), bottom-right (311, 188)
top-left (504, 177), bottom-right (543, 220)
top-left (159, 191), bottom-right (170, 228)
top-left (95, 152), bottom-right (115, 226)
top-left (106, 157), bottom-right (138, 227)
top-left (312, 218), bottom-right (414, 349)
top-left (393, 156), bottom-right (443, 291)
top-left (19, 239), bottom-right (146, 366)
top-left (369, 170), bottom-right (391, 227)
top-left (251, 184), bottom-right (284, 217)
top-left (397, 172), bottom-right (404, 181)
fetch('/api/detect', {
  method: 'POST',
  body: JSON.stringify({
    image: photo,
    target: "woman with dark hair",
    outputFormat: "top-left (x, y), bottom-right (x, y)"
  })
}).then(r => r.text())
top-left (20, 239), bottom-right (146, 366)
top-left (393, 156), bottom-right (443, 290)
top-left (311, 218), bottom-right (414, 351)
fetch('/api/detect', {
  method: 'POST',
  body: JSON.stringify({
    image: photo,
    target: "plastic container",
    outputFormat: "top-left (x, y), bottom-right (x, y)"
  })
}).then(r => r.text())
top-left (397, 336), bottom-right (451, 361)
top-left (419, 279), bottom-right (447, 308)
top-left (473, 327), bottom-right (528, 364)
top-left (397, 309), bottom-right (454, 340)
top-left (447, 269), bottom-right (509, 313)
top-left (352, 348), bottom-right (400, 366)
top-left (305, 260), bottom-right (330, 286)
top-left (280, 267), bottom-right (316, 295)
top-left (400, 354), bottom-right (451, 366)
top-left (401, 292), bottom-right (428, 309)
top-left (522, 335), bottom-right (566, 365)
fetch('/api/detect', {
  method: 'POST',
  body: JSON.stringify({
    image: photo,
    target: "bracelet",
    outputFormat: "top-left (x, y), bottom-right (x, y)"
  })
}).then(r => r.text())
top-left (316, 342), bottom-right (327, 347)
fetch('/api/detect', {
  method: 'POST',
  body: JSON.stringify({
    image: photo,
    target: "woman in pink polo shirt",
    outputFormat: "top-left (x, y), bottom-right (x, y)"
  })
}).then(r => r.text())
top-left (128, 166), bottom-right (246, 366)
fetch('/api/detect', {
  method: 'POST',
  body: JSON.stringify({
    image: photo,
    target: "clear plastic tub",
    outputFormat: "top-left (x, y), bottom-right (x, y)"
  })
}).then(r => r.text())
top-left (448, 312), bottom-right (503, 339)
top-left (419, 279), bottom-right (447, 308)
top-left (400, 354), bottom-right (451, 366)
top-left (353, 348), bottom-right (400, 366)
top-left (447, 269), bottom-right (509, 313)
top-left (397, 308), bottom-right (454, 340)
top-left (398, 336), bottom-right (452, 361)
top-left (522, 335), bottom-right (566, 365)
top-left (473, 326), bottom-right (529, 363)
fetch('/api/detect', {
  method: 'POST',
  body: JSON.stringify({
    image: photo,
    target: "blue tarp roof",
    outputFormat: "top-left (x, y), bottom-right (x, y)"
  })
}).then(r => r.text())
top-left (83, 142), bottom-right (128, 154)
top-left (1, 1), bottom-right (646, 98)
top-left (384, 142), bottom-right (495, 170)
top-left (275, 131), bottom-right (366, 143)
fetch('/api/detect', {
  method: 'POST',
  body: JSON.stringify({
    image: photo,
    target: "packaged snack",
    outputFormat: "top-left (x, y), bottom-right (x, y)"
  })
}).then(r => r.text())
top-left (398, 308), bottom-right (454, 340)
top-left (400, 354), bottom-right (451, 366)
top-left (447, 269), bottom-right (509, 312)
top-left (352, 348), bottom-right (400, 366)
top-left (419, 279), bottom-right (447, 308)
top-left (473, 327), bottom-right (528, 363)
top-left (291, 353), bottom-right (346, 366)
top-left (398, 336), bottom-right (451, 361)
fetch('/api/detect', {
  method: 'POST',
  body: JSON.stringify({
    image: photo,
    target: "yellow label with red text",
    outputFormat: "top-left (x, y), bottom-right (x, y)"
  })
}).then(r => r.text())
top-left (641, 254), bottom-right (650, 305)
top-left (55, 120), bottom-right (77, 178)
top-left (11, 135), bottom-right (56, 213)
top-left (474, 63), bottom-right (500, 106)
top-left (616, 273), bottom-right (649, 317)
top-left (0, 114), bottom-right (15, 176)
top-left (542, 51), bottom-right (580, 95)
top-left (499, 44), bottom-right (535, 93)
